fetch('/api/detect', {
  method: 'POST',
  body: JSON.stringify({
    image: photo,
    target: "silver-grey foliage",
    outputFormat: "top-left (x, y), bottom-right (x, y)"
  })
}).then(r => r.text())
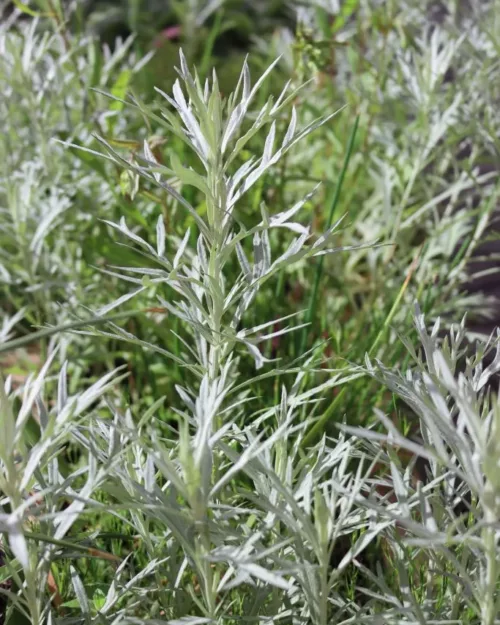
top-left (1, 2), bottom-right (500, 624)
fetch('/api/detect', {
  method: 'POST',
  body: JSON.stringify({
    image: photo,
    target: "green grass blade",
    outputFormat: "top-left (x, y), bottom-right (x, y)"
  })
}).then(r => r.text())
top-left (299, 114), bottom-right (360, 355)
top-left (302, 246), bottom-right (420, 447)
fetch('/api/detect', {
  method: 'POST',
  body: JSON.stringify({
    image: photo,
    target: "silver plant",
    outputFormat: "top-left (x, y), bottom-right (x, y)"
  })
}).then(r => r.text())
top-left (2, 2), bottom-right (500, 623)
top-left (347, 305), bottom-right (500, 625)
top-left (0, 14), bottom-right (151, 340)
top-left (64, 50), bottom-right (380, 623)
top-left (0, 322), bottom-right (126, 625)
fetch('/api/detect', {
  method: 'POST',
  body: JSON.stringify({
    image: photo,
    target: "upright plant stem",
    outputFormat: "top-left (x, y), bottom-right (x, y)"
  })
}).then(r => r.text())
top-left (299, 115), bottom-right (359, 356)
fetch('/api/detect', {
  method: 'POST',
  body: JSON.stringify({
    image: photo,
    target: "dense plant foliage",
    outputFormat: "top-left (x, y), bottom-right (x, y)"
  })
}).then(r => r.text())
top-left (1, 1), bottom-right (500, 623)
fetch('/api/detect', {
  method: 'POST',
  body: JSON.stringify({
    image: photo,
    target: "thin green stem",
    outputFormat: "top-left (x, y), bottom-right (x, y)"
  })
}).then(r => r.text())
top-left (299, 115), bottom-right (359, 356)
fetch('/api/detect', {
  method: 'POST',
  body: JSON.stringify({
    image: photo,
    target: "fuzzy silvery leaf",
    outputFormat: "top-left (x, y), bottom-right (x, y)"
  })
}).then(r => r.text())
top-left (104, 217), bottom-right (157, 256)
top-left (235, 240), bottom-right (252, 284)
top-left (229, 149), bottom-right (282, 206)
top-left (240, 562), bottom-right (293, 591)
top-left (173, 228), bottom-right (191, 270)
top-left (0, 308), bottom-right (26, 343)
top-left (95, 287), bottom-right (147, 316)
top-left (56, 367), bottom-right (124, 427)
top-left (52, 462), bottom-right (108, 540)
top-left (248, 55), bottom-right (283, 103)
top-left (15, 348), bottom-right (58, 442)
top-left (30, 197), bottom-right (69, 259)
top-left (196, 234), bottom-right (209, 273)
top-left (262, 121), bottom-right (277, 167)
top-left (283, 106), bottom-right (298, 147)
top-left (269, 231), bottom-right (310, 271)
top-left (168, 618), bottom-right (212, 625)
top-left (143, 140), bottom-right (161, 182)
top-left (267, 185), bottom-right (319, 234)
top-left (175, 384), bottom-right (196, 413)
top-left (57, 360), bottom-right (68, 414)
top-left (172, 79), bottom-right (210, 162)
top-left (156, 215), bottom-right (166, 257)
top-left (222, 101), bottom-right (246, 154)
top-left (227, 157), bottom-right (257, 197)
top-left (8, 524), bottom-right (30, 570)
top-left (238, 338), bottom-right (270, 369)
top-left (253, 230), bottom-right (271, 279)
top-left (19, 434), bottom-right (60, 492)
top-left (238, 311), bottom-right (303, 340)
top-left (153, 86), bottom-right (201, 143)
top-left (70, 566), bottom-right (91, 625)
